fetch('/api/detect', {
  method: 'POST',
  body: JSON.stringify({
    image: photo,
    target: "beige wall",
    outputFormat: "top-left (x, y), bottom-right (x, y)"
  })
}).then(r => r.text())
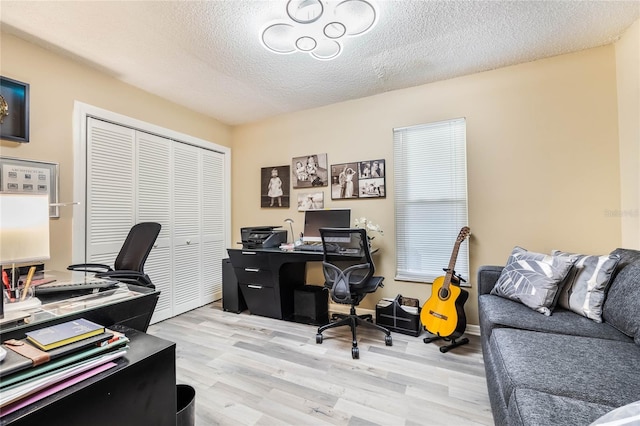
top-left (616, 19), bottom-right (640, 249)
top-left (0, 32), bottom-right (232, 270)
top-left (233, 45), bottom-right (623, 325)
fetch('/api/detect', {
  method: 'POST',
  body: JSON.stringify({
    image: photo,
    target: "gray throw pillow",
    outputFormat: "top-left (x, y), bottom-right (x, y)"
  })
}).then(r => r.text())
top-left (491, 246), bottom-right (576, 316)
top-left (553, 250), bottom-right (621, 323)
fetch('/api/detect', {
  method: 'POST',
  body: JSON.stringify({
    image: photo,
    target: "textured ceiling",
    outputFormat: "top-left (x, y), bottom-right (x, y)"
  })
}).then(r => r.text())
top-left (1, 1), bottom-right (638, 126)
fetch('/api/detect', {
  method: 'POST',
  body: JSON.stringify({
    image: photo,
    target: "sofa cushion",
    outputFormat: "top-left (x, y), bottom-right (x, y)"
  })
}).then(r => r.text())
top-left (479, 294), bottom-right (632, 342)
top-left (553, 251), bottom-right (620, 323)
top-left (603, 256), bottom-right (640, 345)
top-left (508, 388), bottom-right (614, 426)
top-left (491, 247), bottom-right (576, 316)
top-left (490, 328), bottom-right (640, 408)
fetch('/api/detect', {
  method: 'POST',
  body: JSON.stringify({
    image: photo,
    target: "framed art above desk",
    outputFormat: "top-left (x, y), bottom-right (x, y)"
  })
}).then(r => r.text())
top-left (0, 157), bottom-right (60, 217)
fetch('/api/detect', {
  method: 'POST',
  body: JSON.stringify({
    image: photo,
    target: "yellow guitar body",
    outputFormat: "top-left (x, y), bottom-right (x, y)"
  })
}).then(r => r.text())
top-left (421, 275), bottom-right (468, 338)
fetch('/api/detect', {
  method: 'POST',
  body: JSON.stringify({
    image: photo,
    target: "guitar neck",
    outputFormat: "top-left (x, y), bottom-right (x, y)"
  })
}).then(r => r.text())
top-left (443, 243), bottom-right (461, 287)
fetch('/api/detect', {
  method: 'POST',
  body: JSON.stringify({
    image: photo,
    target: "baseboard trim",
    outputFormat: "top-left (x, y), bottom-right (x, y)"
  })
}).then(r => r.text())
top-left (328, 303), bottom-right (481, 336)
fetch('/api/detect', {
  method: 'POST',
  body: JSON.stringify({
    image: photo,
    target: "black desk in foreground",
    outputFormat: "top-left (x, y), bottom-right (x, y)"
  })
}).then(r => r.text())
top-left (0, 283), bottom-right (160, 342)
top-left (227, 247), bottom-right (324, 320)
top-left (1, 327), bottom-right (176, 426)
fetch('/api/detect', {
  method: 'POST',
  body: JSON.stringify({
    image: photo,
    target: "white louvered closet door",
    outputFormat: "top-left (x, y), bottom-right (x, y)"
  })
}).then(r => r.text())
top-left (201, 149), bottom-right (225, 303)
top-left (173, 142), bottom-right (203, 314)
top-left (86, 118), bottom-right (136, 264)
top-left (136, 132), bottom-right (173, 323)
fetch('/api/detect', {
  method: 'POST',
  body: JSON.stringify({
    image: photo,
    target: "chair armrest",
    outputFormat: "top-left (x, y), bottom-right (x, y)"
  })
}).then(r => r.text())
top-left (67, 263), bottom-right (112, 273)
top-left (477, 265), bottom-right (504, 295)
top-left (95, 270), bottom-right (154, 288)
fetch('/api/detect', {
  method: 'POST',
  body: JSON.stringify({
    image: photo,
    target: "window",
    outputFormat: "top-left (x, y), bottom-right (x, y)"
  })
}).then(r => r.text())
top-left (393, 118), bottom-right (469, 284)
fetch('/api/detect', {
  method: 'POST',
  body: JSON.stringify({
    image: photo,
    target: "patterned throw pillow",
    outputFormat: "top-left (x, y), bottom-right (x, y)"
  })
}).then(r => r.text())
top-left (491, 247), bottom-right (577, 316)
top-left (553, 250), bottom-right (621, 323)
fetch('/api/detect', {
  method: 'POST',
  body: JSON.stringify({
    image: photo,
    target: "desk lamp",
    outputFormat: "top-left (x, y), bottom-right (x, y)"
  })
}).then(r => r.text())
top-left (0, 193), bottom-right (50, 313)
top-left (284, 218), bottom-right (295, 244)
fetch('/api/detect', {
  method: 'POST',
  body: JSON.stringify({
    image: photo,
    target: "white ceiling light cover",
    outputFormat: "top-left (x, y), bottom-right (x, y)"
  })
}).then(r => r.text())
top-left (261, 0), bottom-right (378, 60)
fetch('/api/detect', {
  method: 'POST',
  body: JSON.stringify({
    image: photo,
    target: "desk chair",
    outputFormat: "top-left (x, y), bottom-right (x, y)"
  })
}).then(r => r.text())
top-left (315, 227), bottom-right (392, 359)
top-left (68, 222), bottom-right (161, 288)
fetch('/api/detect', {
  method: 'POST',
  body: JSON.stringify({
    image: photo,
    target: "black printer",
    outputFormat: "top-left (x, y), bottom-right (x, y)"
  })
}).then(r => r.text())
top-left (241, 226), bottom-right (287, 249)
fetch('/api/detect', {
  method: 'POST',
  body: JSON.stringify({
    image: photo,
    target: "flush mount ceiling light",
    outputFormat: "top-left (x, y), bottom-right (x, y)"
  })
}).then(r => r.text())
top-left (261, 0), bottom-right (378, 61)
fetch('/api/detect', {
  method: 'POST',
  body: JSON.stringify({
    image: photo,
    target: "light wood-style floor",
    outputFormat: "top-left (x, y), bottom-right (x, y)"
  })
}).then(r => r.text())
top-left (148, 302), bottom-right (493, 426)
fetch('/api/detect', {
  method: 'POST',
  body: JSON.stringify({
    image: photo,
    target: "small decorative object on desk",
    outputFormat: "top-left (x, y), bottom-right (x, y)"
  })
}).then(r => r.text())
top-left (354, 217), bottom-right (383, 248)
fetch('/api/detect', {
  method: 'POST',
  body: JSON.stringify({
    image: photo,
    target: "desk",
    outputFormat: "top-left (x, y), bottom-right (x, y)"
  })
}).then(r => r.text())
top-left (1, 327), bottom-right (176, 426)
top-left (227, 248), bottom-right (323, 320)
top-left (0, 282), bottom-right (159, 342)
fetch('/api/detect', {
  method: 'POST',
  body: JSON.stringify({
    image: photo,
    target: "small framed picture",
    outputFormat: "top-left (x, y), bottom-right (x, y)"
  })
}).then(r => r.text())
top-left (261, 165), bottom-right (290, 208)
top-left (292, 153), bottom-right (328, 188)
top-left (297, 191), bottom-right (324, 211)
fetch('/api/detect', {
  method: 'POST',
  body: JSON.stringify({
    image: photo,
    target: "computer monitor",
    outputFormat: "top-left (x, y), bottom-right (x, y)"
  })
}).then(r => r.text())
top-left (302, 209), bottom-right (351, 243)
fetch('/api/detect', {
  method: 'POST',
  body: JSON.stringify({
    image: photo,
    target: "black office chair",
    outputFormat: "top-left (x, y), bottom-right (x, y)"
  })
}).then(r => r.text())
top-left (68, 222), bottom-right (161, 288)
top-left (315, 227), bottom-right (392, 359)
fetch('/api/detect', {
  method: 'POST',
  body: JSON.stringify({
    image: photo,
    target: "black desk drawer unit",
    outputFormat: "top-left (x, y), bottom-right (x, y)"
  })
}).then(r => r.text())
top-left (228, 249), bottom-right (282, 319)
top-left (228, 250), bottom-right (271, 269)
top-left (238, 283), bottom-right (280, 318)
top-left (227, 248), bottom-right (310, 321)
top-left (233, 267), bottom-right (274, 287)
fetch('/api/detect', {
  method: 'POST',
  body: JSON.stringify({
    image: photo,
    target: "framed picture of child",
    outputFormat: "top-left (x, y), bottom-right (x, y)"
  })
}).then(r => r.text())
top-left (261, 165), bottom-right (290, 208)
top-left (292, 153), bottom-right (328, 188)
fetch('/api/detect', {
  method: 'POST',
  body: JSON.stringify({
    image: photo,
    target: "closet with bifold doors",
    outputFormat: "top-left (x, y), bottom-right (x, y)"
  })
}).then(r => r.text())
top-left (84, 116), bottom-right (228, 323)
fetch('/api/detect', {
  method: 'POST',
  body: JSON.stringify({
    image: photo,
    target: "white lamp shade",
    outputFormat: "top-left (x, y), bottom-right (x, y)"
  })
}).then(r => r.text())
top-left (0, 193), bottom-right (50, 264)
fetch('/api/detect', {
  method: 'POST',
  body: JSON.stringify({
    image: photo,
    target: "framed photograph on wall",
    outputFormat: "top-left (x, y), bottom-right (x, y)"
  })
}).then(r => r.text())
top-left (0, 76), bottom-right (30, 143)
top-left (330, 162), bottom-right (359, 199)
top-left (331, 159), bottom-right (386, 199)
top-left (261, 165), bottom-right (290, 208)
top-left (292, 153), bottom-right (328, 188)
top-left (297, 191), bottom-right (324, 211)
top-left (357, 159), bottom-right (386, 198)
top-left (0, 156), bottom-right (59, 217)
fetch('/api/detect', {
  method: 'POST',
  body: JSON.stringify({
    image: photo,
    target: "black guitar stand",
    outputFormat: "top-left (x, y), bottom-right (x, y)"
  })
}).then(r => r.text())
top-left (423, 267), bottom-right (469, 353)
top-left (423, 333), bottom-right (470, 353)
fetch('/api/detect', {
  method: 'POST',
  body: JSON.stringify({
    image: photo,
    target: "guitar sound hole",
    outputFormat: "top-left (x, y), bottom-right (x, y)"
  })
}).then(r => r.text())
top-left (438, 288), bottom-right (450, 300)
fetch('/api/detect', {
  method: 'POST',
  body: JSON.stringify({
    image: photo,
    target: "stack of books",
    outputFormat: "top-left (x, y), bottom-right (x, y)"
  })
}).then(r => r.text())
top-left (0, 318), bottom-right (129, 416)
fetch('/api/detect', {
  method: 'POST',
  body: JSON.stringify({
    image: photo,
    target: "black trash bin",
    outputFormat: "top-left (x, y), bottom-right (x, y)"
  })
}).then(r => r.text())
top-left (177, 384), bottom-right (196, 426)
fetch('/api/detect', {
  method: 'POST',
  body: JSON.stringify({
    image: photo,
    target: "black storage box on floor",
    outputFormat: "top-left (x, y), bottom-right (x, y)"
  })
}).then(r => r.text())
top-left (375, 295), bottom-right (422, 336)
top-left (293, 285), bottom-right (329, 325)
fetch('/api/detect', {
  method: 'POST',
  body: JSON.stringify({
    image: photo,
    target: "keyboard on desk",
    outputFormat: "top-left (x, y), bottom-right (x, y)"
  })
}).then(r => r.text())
top-left (294, 243), bottom-right (340, 253)
top-left (33, 271), bottom-right (120, 294)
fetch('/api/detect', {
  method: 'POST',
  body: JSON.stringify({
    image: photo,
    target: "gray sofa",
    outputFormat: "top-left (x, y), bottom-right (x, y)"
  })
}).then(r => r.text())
top-left (478, 248), bottom-right (640, 426)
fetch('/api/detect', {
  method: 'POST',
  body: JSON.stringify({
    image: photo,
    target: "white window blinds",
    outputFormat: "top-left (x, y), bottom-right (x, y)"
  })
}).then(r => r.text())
top-left (393, 118), bottom-right (469, 284)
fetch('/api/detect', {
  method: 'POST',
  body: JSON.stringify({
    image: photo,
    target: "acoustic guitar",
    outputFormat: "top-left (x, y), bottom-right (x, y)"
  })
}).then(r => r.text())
top-left (420, 227), bottom-right (471, 339)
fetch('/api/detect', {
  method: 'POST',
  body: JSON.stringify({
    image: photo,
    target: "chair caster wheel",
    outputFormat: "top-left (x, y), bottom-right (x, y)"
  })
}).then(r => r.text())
top-left (351, 347), bottom-right (359, 359)
top-left (316, 333), bottom-right (323, 344)
top-left (385, 335), bottom-right (392, 346)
